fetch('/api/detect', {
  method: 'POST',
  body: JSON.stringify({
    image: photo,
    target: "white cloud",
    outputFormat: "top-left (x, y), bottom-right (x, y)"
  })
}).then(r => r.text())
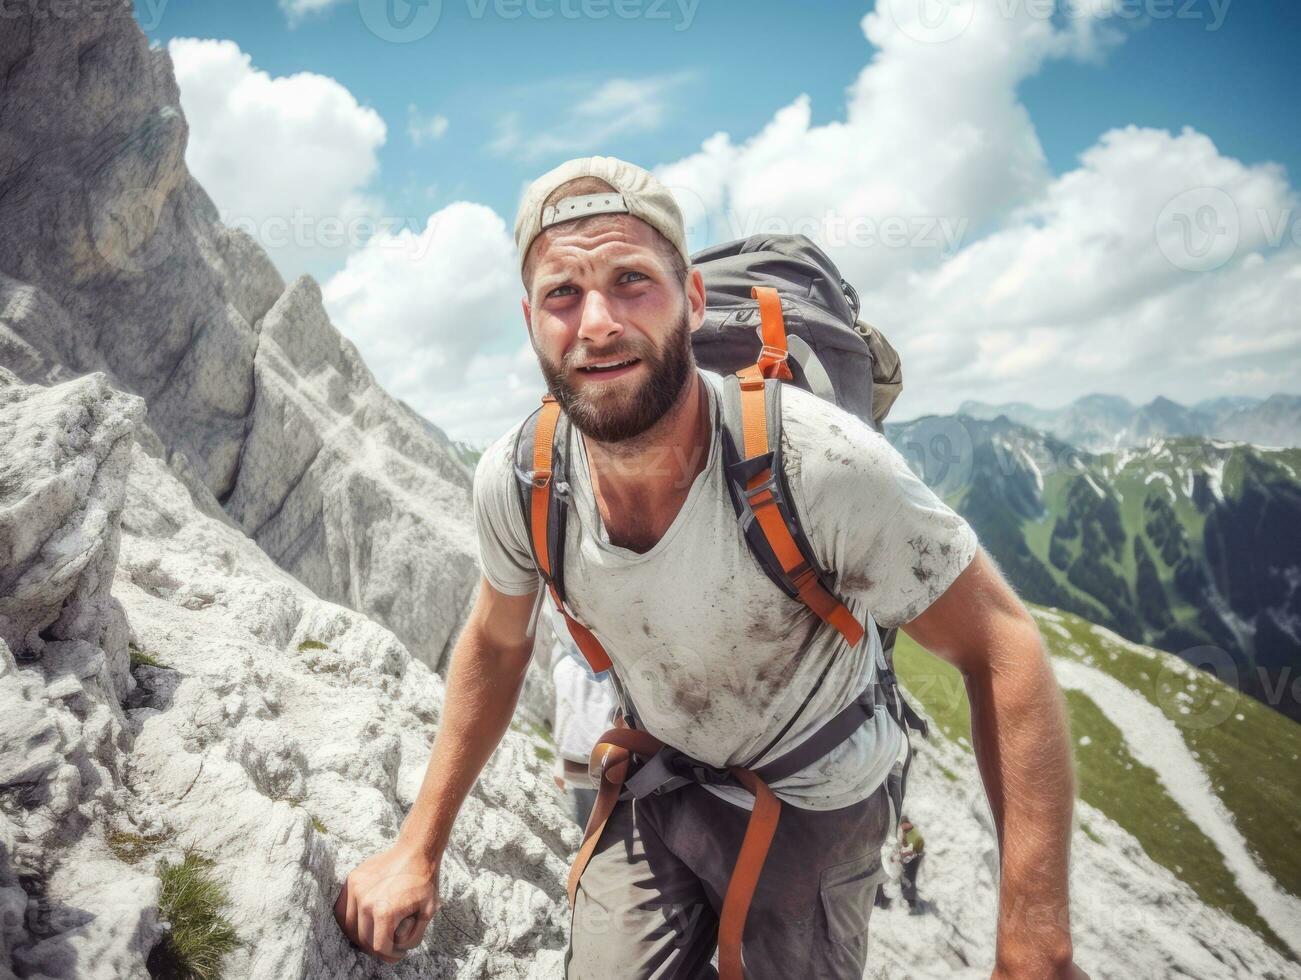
top-left (279, 0), bottom-right (347, 27)
top-left (321, 202), bottom-right (543, 444)
top-left (654, 0), bottom-right (1300, 418)
top-left (168, 38), bottom-right (388, 280)
top-left (488, 73), bottom-right (692, 160)
top-left (407, 106), bottom-right (450, 146)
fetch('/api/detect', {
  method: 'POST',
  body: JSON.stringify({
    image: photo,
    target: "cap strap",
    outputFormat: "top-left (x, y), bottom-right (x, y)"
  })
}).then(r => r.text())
top-left (542, 193), bottom-right (629, 229)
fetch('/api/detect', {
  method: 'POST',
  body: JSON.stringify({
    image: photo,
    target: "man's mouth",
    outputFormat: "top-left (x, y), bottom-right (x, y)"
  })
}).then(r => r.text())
top-left (576, 357), bottom-right (641, 376)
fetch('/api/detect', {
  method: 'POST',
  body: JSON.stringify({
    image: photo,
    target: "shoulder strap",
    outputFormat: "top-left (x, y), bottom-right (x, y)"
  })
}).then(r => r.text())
top-left (512, 395), bottom-right (613, 674)
top-left (720, 286), bottom-right (866, 649)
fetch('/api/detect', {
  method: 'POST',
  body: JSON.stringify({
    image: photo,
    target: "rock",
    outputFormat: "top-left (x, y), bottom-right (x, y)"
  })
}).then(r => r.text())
top-left (0, 2), bottom-right (477, 671)
top-left (0, 370), bottom-right (573, 978)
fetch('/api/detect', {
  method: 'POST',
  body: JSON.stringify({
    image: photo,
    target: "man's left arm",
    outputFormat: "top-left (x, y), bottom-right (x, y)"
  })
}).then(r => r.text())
top-left (901, 548), bottom-right (1087, 980)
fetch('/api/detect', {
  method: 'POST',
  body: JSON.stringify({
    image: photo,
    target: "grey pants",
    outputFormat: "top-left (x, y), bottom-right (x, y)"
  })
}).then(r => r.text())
top-left (566, 780), bottom-right (892, 979)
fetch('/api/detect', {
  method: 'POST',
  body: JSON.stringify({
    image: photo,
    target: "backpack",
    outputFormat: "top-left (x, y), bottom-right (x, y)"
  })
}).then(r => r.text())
top-left (516, 235), bottom-right (928, 978)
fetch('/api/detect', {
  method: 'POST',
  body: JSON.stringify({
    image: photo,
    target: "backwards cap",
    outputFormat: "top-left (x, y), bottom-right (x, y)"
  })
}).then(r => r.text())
top-left (513, 155), bottom-right (688, 273)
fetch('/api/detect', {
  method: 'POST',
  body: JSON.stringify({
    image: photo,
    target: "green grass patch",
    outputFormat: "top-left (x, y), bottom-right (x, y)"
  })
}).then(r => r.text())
top-left (533, 744), bottom-right (555, 764)
top-left (148, 850), bottom-right (241, 980)
top-left (296, 639), bottom-right (328, 652)
top-left (1062, 690), bottom-right (1288, 955)
top-left (107, 829), bottom-right (170, 865)
top-left (1044, 609), bottom-right (1301, 901)
top-left (892, 631), bottom-right (972, 748)
top-left (129, 645), bottom-right (170, 670)
top-left (310, 815), bottom-right (328, 835)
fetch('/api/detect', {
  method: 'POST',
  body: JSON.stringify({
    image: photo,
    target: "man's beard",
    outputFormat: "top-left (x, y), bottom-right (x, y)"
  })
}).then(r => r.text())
top-left (538, 306), bottom-right (695, 444)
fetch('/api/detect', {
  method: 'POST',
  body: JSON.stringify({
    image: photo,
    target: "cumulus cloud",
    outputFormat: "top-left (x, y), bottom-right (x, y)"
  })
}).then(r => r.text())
top-left (656, 1), bottom-right (1300, 417)
top-left (408, 106), bottom-right (450, 146)
top-left (279, 0), bottom-right (347, 26)
top-left (321, 202), bottom-right (544, 443)
top-left (169, 38), bottom-right (388, 280)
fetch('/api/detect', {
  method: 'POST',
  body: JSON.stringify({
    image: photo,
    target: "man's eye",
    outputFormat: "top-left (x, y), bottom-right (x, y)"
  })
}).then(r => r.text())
top-left (619, 271), bottom-right (648, 284)
top-left (548, 285), bottom-right (578, 298)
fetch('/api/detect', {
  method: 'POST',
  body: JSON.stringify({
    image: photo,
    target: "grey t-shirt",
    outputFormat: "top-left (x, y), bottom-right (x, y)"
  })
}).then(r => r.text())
top-left (473, 370), bottom-right (977, 811)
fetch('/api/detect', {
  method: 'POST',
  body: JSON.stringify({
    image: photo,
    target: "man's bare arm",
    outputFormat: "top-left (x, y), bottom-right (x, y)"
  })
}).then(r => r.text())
top-left (902, 549), bottom-right (1084, 979)
top-left (398, 577), bottom-right (539, 860)
top-left (334, 576), bottom-right (539, 963)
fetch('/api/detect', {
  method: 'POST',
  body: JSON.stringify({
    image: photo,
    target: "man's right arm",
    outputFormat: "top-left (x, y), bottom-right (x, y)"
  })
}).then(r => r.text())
top-left (334, 575), bottom-right (539, 963)
top-left (397, 576), bottom-right (539, 861)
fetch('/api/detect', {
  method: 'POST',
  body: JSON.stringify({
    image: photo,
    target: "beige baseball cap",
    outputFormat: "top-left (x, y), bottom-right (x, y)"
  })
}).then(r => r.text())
top-left (513, 155), bottom-right (689, 274)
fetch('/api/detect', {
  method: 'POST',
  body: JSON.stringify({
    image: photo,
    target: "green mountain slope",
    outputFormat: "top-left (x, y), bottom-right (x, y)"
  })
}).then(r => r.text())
top-left (888, 417), bottom-right (1301, 722)
top-left (893, 605), bottom-right (1301, 959)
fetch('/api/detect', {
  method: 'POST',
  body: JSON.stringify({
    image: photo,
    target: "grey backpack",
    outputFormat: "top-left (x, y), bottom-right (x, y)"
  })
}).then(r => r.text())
top-left (691, 234), bottom-right (902, 432)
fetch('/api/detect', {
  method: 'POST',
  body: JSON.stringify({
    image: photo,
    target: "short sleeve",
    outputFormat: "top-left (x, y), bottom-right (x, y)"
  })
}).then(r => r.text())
top-left (783, 388), bottom-right (978, 630)
top-left (471, 426), bottom-right (540, 596)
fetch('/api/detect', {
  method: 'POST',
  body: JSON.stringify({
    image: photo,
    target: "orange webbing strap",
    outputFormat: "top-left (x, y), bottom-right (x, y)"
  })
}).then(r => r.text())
top-left (717, 769), bottom-right (781, 980)
top-left (566, 727), bottom-right (665, 907)
top-left (554, 591), bottom-right (613, 673)
top-left (529, 396), bottom-right (561, 580)
top-left (752, 285), bottom-right (794, 382)
top-left (565, 726), bottom-right (783, 980)
top-left (531, 396), bottom-right (614, 673)
top-left (735, 365), bottom-right (866, 648)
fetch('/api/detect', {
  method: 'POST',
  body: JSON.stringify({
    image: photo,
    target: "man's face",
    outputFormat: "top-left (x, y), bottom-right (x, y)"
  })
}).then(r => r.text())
top-left (522, 214), bottom-right (705, 444)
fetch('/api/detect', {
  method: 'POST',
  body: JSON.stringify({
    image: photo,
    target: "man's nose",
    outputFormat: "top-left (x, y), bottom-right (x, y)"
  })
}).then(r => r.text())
top-left (576, 290), bottom-right (622, 346)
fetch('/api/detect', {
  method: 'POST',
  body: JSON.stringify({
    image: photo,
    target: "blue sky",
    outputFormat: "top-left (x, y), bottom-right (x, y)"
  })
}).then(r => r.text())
top-left (138, 0), bottom-right (1301, 443)
top-left (142, 0), bottom-right (1298, 239)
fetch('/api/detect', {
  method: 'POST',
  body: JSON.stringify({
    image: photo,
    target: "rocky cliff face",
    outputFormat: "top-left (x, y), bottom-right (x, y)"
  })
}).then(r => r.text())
top-left (0, 367), bottom-right (570, 979)
top-left (0, 1), bottom-right (477, 672)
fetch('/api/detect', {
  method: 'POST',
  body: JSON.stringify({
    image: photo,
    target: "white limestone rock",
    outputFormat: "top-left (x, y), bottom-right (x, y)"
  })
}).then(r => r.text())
top-left (0, 370), bottom-right (573, 978)
top-left (0, 2), bottom-right (479, 671)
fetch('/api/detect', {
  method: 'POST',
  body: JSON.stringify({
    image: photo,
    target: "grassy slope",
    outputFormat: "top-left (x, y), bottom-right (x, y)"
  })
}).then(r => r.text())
top-left (892, 605), bottom-right (1301, 956)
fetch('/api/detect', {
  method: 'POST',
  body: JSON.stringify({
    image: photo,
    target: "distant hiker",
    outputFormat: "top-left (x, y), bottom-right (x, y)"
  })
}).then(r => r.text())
top-left (550, 625), bottom-right (618, 827)
top-left (335, 156), bottom-right (1087, 980)
top-left (899, 816), bottom-right (926, 913)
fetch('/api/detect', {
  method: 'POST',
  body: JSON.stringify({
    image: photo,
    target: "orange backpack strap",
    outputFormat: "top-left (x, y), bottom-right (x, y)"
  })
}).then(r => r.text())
top-left (721, 288), bottom-right (867, 649)
top-left (513, 395), bottom-right (613, 673)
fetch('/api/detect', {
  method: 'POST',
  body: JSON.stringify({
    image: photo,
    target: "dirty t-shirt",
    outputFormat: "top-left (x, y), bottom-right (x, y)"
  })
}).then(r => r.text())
top-left (473, 370), bottom-right (977, 811)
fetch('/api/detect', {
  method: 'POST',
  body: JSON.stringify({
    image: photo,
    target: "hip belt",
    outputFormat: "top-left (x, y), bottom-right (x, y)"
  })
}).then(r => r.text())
top-left (567, 682), bottom-right (882, 980)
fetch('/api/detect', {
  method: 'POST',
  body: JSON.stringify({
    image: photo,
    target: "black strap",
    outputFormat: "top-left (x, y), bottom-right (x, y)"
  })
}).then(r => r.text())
top-left (753, 685), bottom-right (876, 784)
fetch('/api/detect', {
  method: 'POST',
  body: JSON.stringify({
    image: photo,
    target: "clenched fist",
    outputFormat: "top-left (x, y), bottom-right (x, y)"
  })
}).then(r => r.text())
top-left (335, 844), bottom-right (440, 964)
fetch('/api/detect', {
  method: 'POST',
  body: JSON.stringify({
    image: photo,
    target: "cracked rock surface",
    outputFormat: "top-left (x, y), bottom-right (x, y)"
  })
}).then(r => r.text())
top-left (0, 367), bottom-right (571, 979)
top-left (0, 0), bottom-right (478, 671)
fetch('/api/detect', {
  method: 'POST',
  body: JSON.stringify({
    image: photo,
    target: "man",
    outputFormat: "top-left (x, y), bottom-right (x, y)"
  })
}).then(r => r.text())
top-left (899, 816), bottom-right (926, 913)
top-left (550, 619), bottom-right (618, 827)
top-left (335, 156), bottom-right (1085, 978)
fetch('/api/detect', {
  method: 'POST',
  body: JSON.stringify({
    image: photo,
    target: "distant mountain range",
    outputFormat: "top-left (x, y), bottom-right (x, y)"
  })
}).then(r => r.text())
top-left (887, 414), bottom-right (1301, 723)
top-left (956, 393), bottom-right (1301, 452)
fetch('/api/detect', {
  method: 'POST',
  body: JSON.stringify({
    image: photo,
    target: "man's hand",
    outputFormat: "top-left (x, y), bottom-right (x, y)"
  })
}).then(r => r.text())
top-left (335, 843), bottom-right (439, 963)
top-left (332, 578), bottom-right (537, 964)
